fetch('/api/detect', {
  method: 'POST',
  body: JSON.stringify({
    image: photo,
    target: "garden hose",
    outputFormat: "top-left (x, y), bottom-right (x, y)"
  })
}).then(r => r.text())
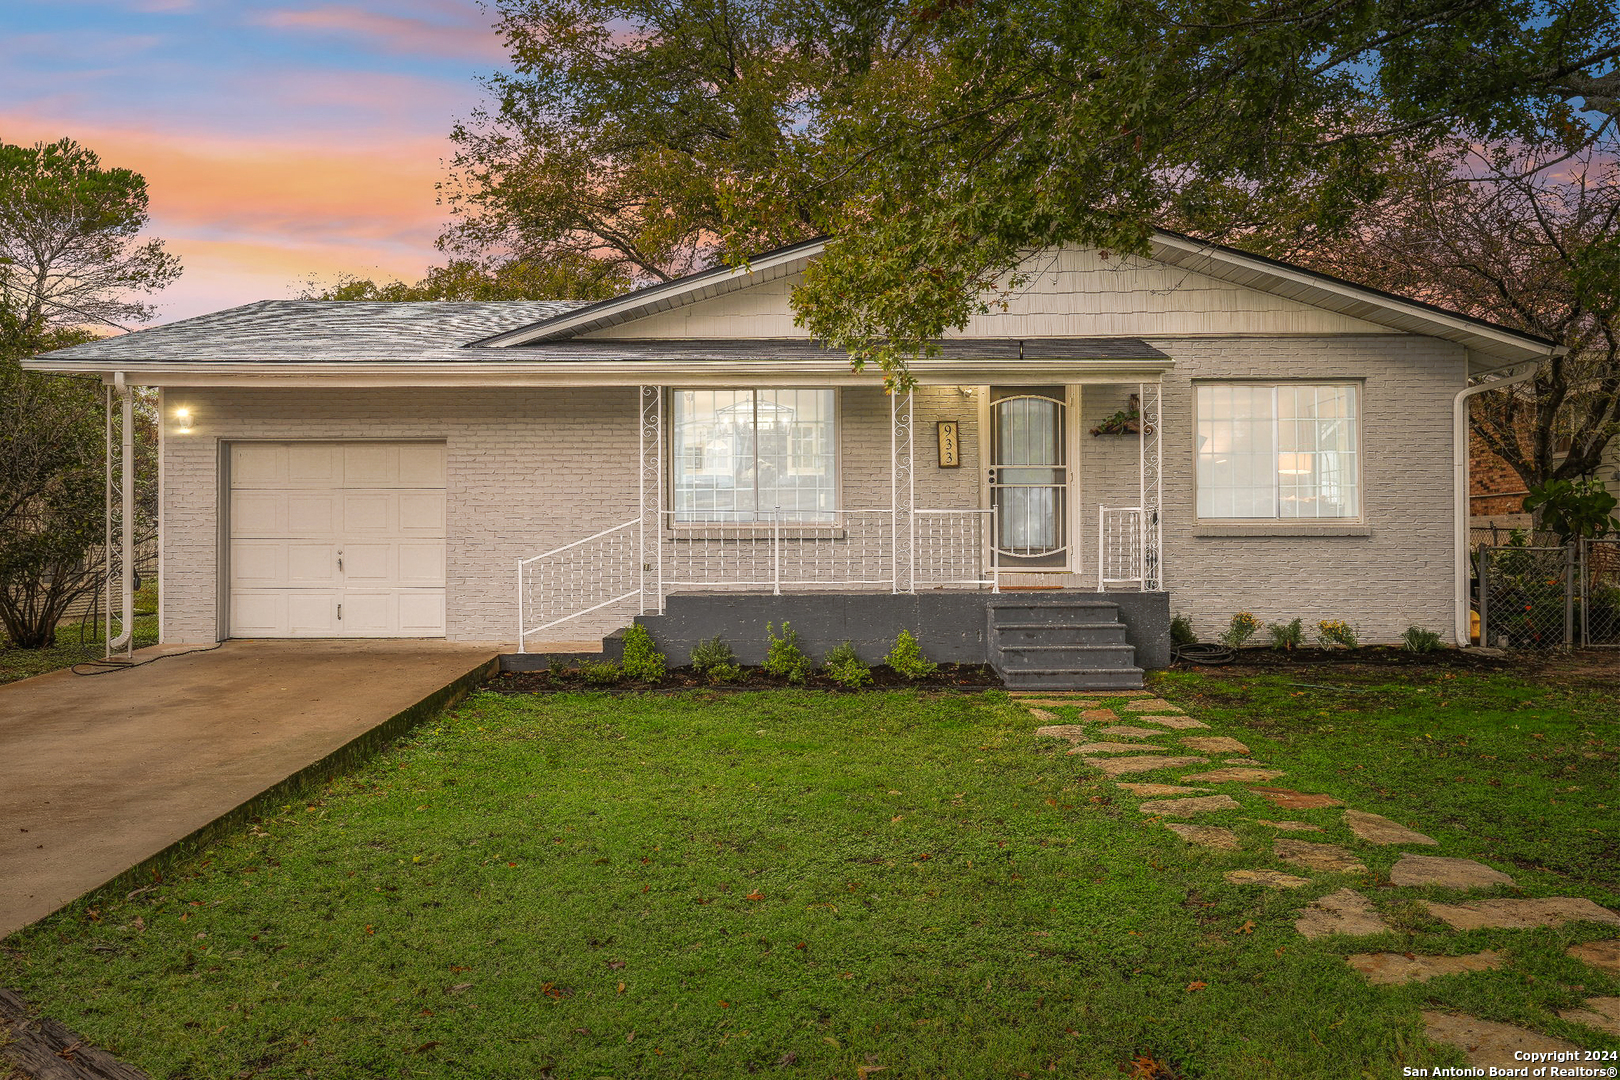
top-left (1172, 642), bottom-right (1236, 666)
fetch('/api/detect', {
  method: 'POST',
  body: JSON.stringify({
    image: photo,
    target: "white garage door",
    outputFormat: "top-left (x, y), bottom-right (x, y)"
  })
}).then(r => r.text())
top-left (228, 441), bottom-right (446, 638)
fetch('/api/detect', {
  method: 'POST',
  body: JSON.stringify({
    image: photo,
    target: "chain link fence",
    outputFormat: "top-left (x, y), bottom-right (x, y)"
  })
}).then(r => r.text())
top-left (1476, 538), bottom-right (1620, 650)
top-left (1580, 539), bottom-right (1620, 648)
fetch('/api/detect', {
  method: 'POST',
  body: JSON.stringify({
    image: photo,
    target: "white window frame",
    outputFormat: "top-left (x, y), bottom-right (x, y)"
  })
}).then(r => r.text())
top-left (1193, 380), bottom-right (1364, 523)
top-left (666, 387), bottom-right (842, 527)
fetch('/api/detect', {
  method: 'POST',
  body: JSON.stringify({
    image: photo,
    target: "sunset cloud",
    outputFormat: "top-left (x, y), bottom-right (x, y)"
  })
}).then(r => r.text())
top-left (249, 5), bottom-right (505, 62)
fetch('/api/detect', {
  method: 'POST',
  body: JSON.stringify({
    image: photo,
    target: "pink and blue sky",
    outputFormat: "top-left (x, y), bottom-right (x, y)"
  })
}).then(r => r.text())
top-left (2, 0), bottom-right (505, 323)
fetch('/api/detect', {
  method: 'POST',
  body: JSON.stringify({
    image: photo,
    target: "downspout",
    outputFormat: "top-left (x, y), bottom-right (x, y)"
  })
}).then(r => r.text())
top-left (1454, 360), bottom-right (1539, 646)
top-left (109, 371), bottom-right (136, 655)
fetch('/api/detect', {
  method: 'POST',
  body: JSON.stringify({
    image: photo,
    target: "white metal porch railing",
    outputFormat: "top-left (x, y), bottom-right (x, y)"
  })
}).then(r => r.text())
top-left (1098, 506), bottom-right (1145, 590)
top-left (515, 507), bottom-right (1002, 651)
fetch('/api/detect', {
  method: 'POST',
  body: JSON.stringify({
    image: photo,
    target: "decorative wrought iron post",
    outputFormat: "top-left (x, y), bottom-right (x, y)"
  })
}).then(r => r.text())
top-left (639, 386), bottom-right (663, 614)
top-left (1138, 380), bottom-right (1164, 591)
top-left (891, 389), bottom-right (915, 593)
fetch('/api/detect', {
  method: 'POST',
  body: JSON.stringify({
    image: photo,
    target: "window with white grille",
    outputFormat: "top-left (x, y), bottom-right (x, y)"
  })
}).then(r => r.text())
top-left (671, 389), bottom-right (836, 522)
top-left (1195, 383), bottom-right (1360, 519)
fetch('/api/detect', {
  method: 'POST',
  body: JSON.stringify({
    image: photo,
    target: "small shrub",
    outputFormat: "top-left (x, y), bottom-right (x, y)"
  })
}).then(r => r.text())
top-left (1402, 625), bottom-right (1444, 653)
top-left (1220, 612), bottom-right (1261, 647)
top-left (762, 622), bottom-right (814, 684)
top-left (620, 624), bottom-right (667, 682)
top-left (581, 660), bottom-right (622, 686)
top-left (822, 641), bottom-right (873, 689)
top-left (706, 661), bottom-right (743, 684)
top-left (689, 635), bottom-right (736, 676)
top-left (545, 656), bottom-right (567, 681)
top-left (1268, 618), bottom-right (1304, 651)
top-left (1170, 614), bottom-right (1197, 647)
top-left (1315, 619), bottom-right (1359, 649)
top-left (884, 630), bottom-right (937, 680)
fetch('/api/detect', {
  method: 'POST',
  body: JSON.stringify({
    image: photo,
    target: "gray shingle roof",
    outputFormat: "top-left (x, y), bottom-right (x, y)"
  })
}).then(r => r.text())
top-left (32, 299), bottom-right (1168, 365)
top-left (36, 300), bottom-right (591, 364)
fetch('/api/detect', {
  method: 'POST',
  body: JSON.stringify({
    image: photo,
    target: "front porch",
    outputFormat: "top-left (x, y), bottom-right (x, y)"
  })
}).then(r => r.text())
top-left (516, 379), bottom-right (1170, 685)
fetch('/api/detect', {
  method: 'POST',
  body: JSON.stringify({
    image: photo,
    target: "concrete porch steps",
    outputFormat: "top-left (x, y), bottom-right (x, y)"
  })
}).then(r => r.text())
top-left (987, 599), bottom-right (1145, 690)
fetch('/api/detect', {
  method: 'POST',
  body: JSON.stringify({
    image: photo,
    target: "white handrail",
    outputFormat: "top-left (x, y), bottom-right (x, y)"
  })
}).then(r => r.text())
top-left (519, 519), bottom-right (639, 567)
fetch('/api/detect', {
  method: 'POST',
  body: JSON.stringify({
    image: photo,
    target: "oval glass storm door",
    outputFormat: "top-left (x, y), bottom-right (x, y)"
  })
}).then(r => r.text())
top-left (990, 391), bottom-right (1068, 568)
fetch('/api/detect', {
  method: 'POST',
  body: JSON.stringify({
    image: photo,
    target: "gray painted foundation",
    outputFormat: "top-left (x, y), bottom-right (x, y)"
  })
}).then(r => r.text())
top-left (570, 590), bottom-right (1171, 670)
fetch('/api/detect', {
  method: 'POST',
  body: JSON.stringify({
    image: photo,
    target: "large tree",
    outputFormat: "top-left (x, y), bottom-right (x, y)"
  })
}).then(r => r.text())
top-left (305, 253), bottom-right (629, 302)
top-left (0, 138), bottom-right (177, 647)
top-left (451, 0), bottom-right (1620, 383)
top-left (1284, 142), bottom-right (1620, 500)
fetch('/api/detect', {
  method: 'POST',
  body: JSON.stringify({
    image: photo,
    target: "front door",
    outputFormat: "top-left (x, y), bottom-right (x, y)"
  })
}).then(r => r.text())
top-left (988, 388), bottom-right (1068, 569)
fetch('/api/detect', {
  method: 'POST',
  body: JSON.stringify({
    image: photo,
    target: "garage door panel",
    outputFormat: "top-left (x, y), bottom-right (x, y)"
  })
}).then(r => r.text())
top-left (229, 441), bottom-right (446, 638)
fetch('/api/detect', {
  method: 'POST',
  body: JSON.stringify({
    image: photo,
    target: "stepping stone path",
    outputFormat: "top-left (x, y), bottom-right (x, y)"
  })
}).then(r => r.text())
top-left (1130, 714), bottom-right (1209, 730)
top-left (1164, 823), bottom-right (1241, 850)
top-left (1558, 997), bottom-right (1620, 1036)
top-left (1224, 869), bottom-right (1309, 888)
top-left (1387, 853), bottom-right (1513, 889)
top-left (1295, 888), bottom-right (1390, 938)
top-left (1346, 950), bottom-right (1505, 985)
top-left (1253, 819), bottom-right (1321, 832)
top-left (1098, 725), bottom-right (1170, 739)
top-left (1342, 809), bottom-right (1438, 846)
top-left (1274, 839), bottom-right (1367, 873)
top-left (1568, 939), bottom-right (1620, 973)
top-left (1137, 794), bottom-right (1240, 816)
top-left (1018, 687), bottom-right (1620, 1060)
top-left (1090, 755), bottom-right (1208, 777)
top-left (1249, 786), bottom-right (1343, 810)
top-left (1034, 724), bottom-right (1090, 740)
top-left (1115, 783), bottom-right (1210, 796)
top-left (1125, 699), bottom-right (1183, 713)
top-left (1180, 736), bottom-right (1249, 754)
top-left (1425, 897), bottom-right (1620, 931)
top-left (1181, 767), bottom-right (1286, 783)
top-left (1068, 741), bottom-right (1169, 755)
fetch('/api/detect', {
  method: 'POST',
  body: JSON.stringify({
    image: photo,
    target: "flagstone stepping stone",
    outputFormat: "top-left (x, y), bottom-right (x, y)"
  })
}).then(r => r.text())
top-left (1081, 709), bottom-right (1120, 723)
top-left (1345, 950), bottom-right (1505, 985)
top-left (1224, 869), bottom-right (1309, 888)
top-left (1250, 786), bottom-right (1343, 810)
top-left (1274, 839), bottom-right (1367, 873)
top-left (1126, 699), bottom-right (1184, 713)
top-left (1388, 853), bottom-right (1513, 889)
top-left (1131, 714), bottom-right (1210, 730)
top-left (1016, 698), bottom-right (1100, 709)
top-left (1180, 736), bottom-right (1250, 754)
top-left (1342, 810), bottom-right (1438, 847)
top-left (1181, 767), bottom-right (1286, 783)
top-left (1138, 794), bottom-right (1241, 816)
top-left (1420, 1011), bottom-right (1581, 1068)
top-left (1567, 939), bottom-right (1620, 974)
top-left (1090, 755), bottom-right (1208, 777)
top-left (1164, 823), bottom-right (1242, 850)
top-left (1110, 691), bottom-right (1155, 698)
top-left (1558, 996), bottom-right (1620, 1036)
top-left (1068, 742), bottom-right (1168, 755)
top-left (1115, 783), bottom-right (1211, 796)
top-left (1222, 758), bottom-right (1268, 766)
top-left (1426, 897), bottom-right (1620, 931)
top-left (1253, 819), bottom-right (1322, 832)
top-left (1099, 725), bottom-right (1170, 739)
top-left (1027, 707), bottom-right (1060, 722)
top-left (1034, 724), bottom-right (1089, 740)
top-left (1295, 888), bottom-right (1390, 938)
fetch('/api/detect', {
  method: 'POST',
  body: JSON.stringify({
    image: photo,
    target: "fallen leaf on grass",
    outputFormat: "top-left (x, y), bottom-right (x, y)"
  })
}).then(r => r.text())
top-left (617, 982), bottom-right (625, 994)
top-left (607, 959), bottom-right (626, 969)
top-left (1235, 920), bottom-right (1255, 935)
top-left (448, 983), bottom-right (473, 994)
top-left (1185, 981), bottom-right (1206, 992)
top-left (414, 1042), bottom-right (439, 1054)
top-left (745, 891), bottom-right (765, 901)
top-left (822, 1036), bottom-right (841, 1048)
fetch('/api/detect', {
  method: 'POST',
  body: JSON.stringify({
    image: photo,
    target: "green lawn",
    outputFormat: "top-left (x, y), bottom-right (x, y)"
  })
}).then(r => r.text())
top-left (2, 672), bottom-right (1616, 1079)
top-left (0, 612), bottom-right (159, 685)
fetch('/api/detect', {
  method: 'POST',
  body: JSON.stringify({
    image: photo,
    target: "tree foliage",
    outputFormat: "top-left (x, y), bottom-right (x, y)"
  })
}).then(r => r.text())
top-left (452, 0), bottom-right (1620, 384)
top-left (0, 138), bottom-right (174, 648)
top-left (306, 253), bottom-right (628, 302)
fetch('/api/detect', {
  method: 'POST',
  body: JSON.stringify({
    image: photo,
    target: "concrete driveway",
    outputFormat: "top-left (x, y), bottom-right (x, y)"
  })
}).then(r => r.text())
top-left (0, 640), bottom-right (501, 938)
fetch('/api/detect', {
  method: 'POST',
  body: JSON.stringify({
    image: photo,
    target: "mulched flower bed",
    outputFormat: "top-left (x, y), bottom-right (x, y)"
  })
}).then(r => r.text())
top-left (488, 663), bottom-right (1002, 694)
top-left (1175, 644), bottom-right (1517, 673)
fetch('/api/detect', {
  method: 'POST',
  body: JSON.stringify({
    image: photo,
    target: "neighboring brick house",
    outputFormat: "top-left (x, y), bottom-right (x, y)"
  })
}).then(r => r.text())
top-left (25, 232), bottom-right (1563, 685)
top-left (1470, 415), bottom-right (1620, 526)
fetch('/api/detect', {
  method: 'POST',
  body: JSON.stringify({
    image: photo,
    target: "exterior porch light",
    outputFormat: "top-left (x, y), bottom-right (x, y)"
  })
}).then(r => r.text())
top-left (174, 406), bottom-right (193, 433)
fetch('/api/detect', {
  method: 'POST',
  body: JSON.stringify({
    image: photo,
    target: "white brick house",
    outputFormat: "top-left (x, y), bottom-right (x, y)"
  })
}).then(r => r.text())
top-left (26, 233), bottom-right (1561, 683)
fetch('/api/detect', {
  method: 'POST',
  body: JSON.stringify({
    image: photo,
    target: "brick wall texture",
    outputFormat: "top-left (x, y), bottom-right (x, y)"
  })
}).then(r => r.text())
top-left (160, 333), bottom-right (1467, 646)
